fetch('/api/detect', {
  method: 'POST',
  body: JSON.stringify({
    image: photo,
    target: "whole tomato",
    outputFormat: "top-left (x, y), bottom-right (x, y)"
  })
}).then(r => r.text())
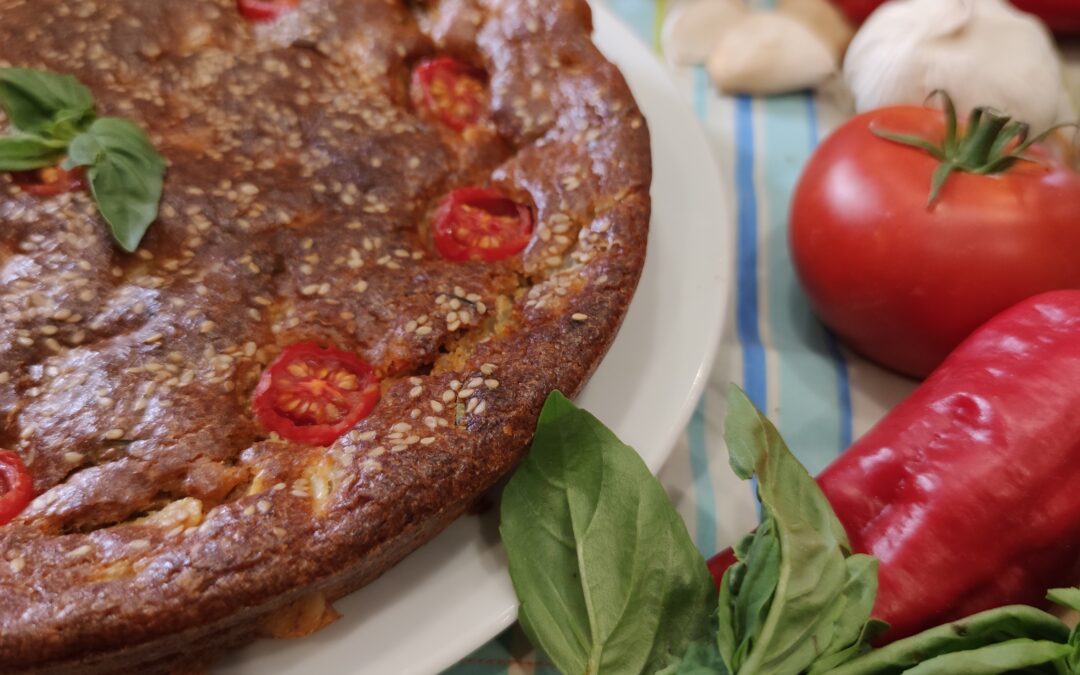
top-left (831, 0), bottom-right (1080, 32)
top-left (789, 104), bottom-right (1080, 377)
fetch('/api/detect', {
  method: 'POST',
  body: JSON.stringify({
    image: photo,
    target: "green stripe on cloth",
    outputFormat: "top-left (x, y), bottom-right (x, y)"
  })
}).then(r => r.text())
top-left (759, 93), bottom-right (845, 476)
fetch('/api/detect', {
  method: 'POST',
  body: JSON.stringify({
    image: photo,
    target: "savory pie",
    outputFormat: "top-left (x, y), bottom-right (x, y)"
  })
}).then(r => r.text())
top-left (0, 0), bottom-right (650, 671)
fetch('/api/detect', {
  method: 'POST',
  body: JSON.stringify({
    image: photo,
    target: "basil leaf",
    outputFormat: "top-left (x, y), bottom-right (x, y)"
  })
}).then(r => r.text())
top-left (657, 639), bottom-right (731, 675)
top-left (0, 134), bottom-right (67, 171)
top-left (1048, 589), bottom-right (1080, 672)
top-left (902, 639), bottom-right (1070, 674)
top-left (828, 606), bottom-right (1070, 675)
top-left (66, 117), bottom-right (165, 252)
top-left (809, 554), bottom-right (881, 670)
top-left (720, 385), bottom-right (869, 675)
top-left (0, 68), bottom-right (94, 138)
top-left (500, 391), bottom-right (717, 675)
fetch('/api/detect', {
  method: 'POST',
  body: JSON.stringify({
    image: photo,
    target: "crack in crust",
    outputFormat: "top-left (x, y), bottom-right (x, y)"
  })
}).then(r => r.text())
top-left (0, 0), bottom-right (651, 671)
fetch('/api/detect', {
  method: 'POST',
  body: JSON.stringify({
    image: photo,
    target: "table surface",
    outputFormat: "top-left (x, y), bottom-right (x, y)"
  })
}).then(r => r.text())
top-left (442, 1), bottom-right (1080, 672)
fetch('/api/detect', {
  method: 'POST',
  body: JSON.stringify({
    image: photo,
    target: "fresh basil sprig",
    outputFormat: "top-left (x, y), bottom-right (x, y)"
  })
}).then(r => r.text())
top-left (501, 387), bottom-right (1080, 675)
top-left (501, 391), bottom-right (718, 675)
top-left (0, 67), bottom-right (165, 252)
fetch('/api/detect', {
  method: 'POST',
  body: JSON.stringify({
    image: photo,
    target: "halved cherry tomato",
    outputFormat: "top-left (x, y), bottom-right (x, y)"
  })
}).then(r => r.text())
top-left (432, 187), bottom-right (533, 262)
top-left (410, 57), bottom-right (488, 131)
top-left (252, 342), bottom-right (380, 446)
top-left (237, 0), bottom-right (299, 21)
top-left (0, 450), bottom-right (33, 526)
top-left (11, 166), bottom-right (85, 197)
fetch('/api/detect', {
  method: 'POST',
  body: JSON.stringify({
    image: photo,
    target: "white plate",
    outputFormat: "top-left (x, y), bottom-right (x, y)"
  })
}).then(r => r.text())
top-left (216, 5), bottom-right (731, 674)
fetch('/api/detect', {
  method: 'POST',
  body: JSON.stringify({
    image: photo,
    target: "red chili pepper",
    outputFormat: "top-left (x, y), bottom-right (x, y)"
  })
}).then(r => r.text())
top-left (709, 290), bottom-right (1080, 641)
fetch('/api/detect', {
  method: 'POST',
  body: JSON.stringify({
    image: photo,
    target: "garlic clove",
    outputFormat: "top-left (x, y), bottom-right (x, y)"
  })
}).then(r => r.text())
top-left (661, 0), bottom-right (747, 67)
top-left (778, 0), bottom-right (856, 60)
top-left (706, 12), bottom-right (838, 96)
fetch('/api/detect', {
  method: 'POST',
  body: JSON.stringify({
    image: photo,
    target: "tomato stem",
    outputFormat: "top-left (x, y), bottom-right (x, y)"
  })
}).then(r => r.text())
top-left (872, 91), bottom-right (1075, 206)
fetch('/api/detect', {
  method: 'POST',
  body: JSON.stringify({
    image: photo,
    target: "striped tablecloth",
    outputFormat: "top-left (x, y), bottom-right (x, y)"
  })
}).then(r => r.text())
top-left (445, 1), bottom-right (1080, 672)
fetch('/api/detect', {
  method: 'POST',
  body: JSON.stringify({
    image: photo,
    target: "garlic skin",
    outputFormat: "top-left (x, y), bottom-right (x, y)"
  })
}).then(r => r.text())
top-left (707, 12), bottom-right (838, 95)
top-left (844, 0), bottom-right (1076, 130)
top-left (661, 0), bottom-right (747, 66)
top-left (778, 0), bottom-right (856, 60)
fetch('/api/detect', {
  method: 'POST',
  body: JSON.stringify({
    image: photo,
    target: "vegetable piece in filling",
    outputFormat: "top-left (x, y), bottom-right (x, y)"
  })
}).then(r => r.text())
top-left (0, 450), bottom-right (32, 526)
top-left (237, 0), bottom-right (300, 21)
top-left (411, 57), bottom-right (488, 131)
top-left (253, 342), bottom-right (381, 446)
top-left (432, 187), bottom-right (533, 262)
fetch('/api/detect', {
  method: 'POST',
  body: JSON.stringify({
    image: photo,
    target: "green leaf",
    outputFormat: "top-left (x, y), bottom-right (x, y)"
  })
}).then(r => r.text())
top-left (0, 134), bottom-right (67, 171)
top-left (902, 639), bottom-right (1070, 674)
top-left (720, 385), bottom-right (864, 675)
top-left (1048, 589), bottom-right (1080, 673)
top-left (657, 639), bottom-right (731, 675)
top-left (500, 391), bottom-right (717, 675)
top-left (65, 117), bottom-right (165, 252)
top-left (0, 68), bottom-right (94, 137)
top-left (806, 555), bottom-right (881, 673)
top-left (828, 605), bottom-right (1070, 675)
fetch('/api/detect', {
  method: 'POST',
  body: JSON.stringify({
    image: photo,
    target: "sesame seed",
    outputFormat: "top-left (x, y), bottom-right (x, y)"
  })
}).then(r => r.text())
top-left (64, 452), bottom-right (84, 464)
top-left (420, 437), bottom-right (436, 446)
top-left (475, 401), bottom-right (488, 414)
top-left (272, 527), bottom-right (288, 538)
top-left (458, 388), bottom-right (476, 399)
top-left (257, 500), bottom-right (271, 514)
top-left (480, 363), bottom-right (496, 375)
top-left (441, 390), bottom-right (455, 403)
top-left (104, 429), bottom-right (125, 440)
top-left (430, 400), bottom-right (444, 413)
top-left (66, 545), bottom-right (92, 559)
top-left (10, 557), bottom-right (25, 573)
top-left (358, 431), bottom-right (377, 442)
top-left (467, 377), bottom-right (484, 389)
top-left (409, 385), bottom-right (423, 398)
top-left (391, 444), bottom-right (407, 453)
top-left (243, 505), bottom-right (256, 516)
top-left (572, 313), bottom-right (589, 322)
top-left (416, 325), bottom-right (433, 336)
top-left (199, 320), bottom-right (216, 333)
top-left (466, 397), bottom-right (479, 414)
top-left (128, 540), bottom-right (151, 551)
top-left (424, 416), bottom-right (438, 429)
top-left (391, 423), bottom-right (412, 433)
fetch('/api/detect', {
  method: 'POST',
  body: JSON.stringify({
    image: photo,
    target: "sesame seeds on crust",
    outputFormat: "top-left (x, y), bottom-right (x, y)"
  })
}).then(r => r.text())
top-left (0, 0), bottom-right (650, 671)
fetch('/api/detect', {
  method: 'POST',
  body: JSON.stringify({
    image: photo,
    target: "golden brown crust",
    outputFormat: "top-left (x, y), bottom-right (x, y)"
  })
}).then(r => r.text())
top-left (0, 0), bottom-right (651, 671)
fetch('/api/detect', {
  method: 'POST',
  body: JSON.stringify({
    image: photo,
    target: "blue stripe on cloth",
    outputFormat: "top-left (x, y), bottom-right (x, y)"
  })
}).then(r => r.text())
top-left (610, 0), bottom-right (656, 42)
top-left (806, 96), bottom-right (854, 453)
top-left (734, 95), bottom-right (766, 413)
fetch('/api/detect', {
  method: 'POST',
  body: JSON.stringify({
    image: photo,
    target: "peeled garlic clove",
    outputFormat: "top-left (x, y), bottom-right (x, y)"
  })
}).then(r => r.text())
top-left (707, 13), bottom-right (838, 95)
top-left (662, 0), bottom-right (747, 66)
top-left (778, 0), bottom-right (856, 60)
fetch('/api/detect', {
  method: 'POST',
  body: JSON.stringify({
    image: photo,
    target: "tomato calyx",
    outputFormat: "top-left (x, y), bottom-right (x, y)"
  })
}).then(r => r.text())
top-left (237, 0), bottom-right (300, 21)
top-left (0, 450), bottom-right (33, 527)
top-left (872, 91), bottom-right (1075, 205)
top-left (252, 342), bottom-right (381, 446)
top-left (432, 187), bottom-right (534, 262)
top-left (11, 165), bottom-right (86, 197)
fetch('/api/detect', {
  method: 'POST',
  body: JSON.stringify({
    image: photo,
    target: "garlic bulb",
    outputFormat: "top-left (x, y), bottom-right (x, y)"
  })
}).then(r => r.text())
top-left (707, 12), bottom-right (838, 95)
top-left (844, 0), bottom-right (1076, 130)
top-left (778, 0), bottom-right (856, 60)
top-left (661, 0), bottom-right (747, 66)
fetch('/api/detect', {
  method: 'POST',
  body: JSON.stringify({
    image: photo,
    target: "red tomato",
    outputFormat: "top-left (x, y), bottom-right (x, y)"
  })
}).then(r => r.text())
top-left (0, 450), bottom-right (33, 526)
top-left (11, 166), bottom-right (85, 197)
top-left (433, 187), bottom-right (533, 262)
top-left (790, 105), bottom-right (1080, 378)
top-left (237, 0), bottom-right (299, 21)
top-left (253, 342), bottom-right (380, 446)
top-left (831, 0), bottom-right (1080, 32)
top-left (410, 57), bottom-right (488, 131)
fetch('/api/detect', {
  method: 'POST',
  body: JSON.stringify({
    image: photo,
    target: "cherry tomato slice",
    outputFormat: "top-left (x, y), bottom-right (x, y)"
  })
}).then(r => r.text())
top-left (410, 57), bottom-right (487, 131)
top-left (0, 450), bottom-right (33, 526)
top-left (432, 187), bottom-right (533, 262)
top-left (253, 342), bottom-right (380, 446)
top-left (11, 166), bottom-right (85, 197)
top-left (237, 0), bottom-right (299, 21)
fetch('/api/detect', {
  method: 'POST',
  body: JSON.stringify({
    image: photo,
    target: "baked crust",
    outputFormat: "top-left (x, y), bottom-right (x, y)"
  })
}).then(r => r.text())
top-left (0, 0), bottom-right (651, 671)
